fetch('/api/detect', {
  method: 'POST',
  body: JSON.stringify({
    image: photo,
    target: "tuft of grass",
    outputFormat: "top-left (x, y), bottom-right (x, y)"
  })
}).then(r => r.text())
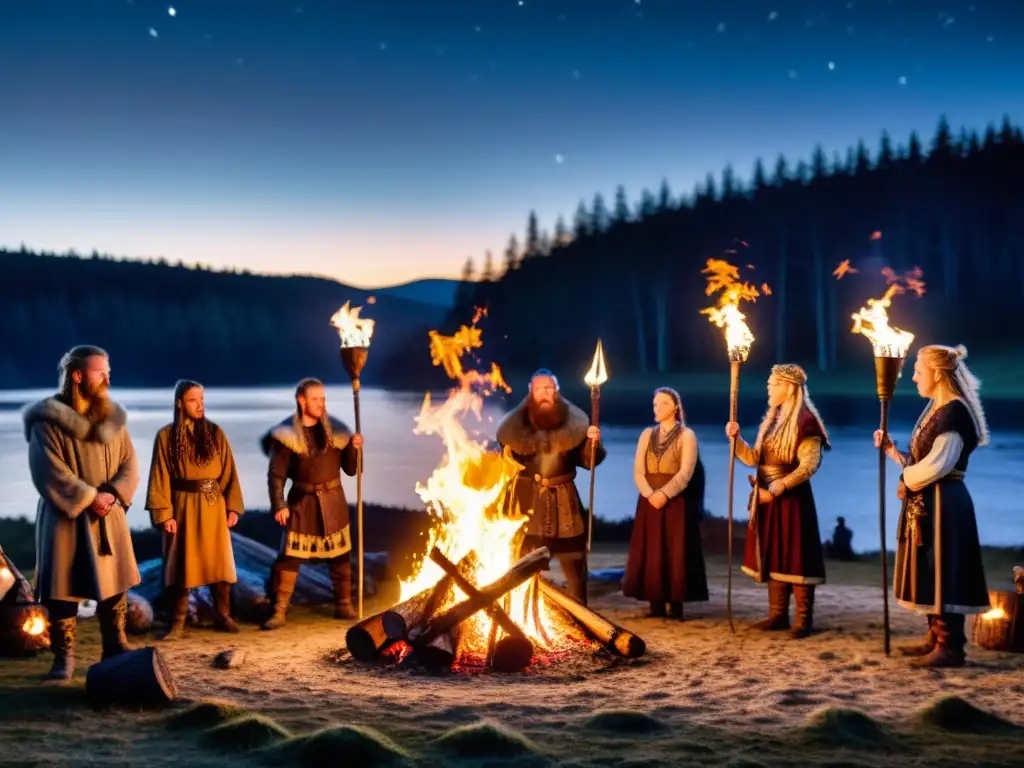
top-left (916, 695), bottom-right (1022, 734)
top-left (196, 713), bottom-right (291, 752)
top-left (270, 723), bottom-right (413, 767)
top-left (431, 719), bottom-right (546, 759)
top-left (582, 709), bottom-right (668, 736)
top-left (802, 706), bottom-right (902, 750)
top-left (166, 699), bottom-right (250, 731)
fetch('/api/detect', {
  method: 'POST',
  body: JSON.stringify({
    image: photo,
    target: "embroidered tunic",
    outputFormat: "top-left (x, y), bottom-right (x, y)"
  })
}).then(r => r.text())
top-left (893, 399), bottom-right (990, 615)
top-left (736, 409), bottom-right (828, 585)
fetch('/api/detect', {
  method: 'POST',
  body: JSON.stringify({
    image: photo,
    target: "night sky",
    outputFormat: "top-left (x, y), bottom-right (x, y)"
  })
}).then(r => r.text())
top-left (1, 1), bottom-right (1021, 288)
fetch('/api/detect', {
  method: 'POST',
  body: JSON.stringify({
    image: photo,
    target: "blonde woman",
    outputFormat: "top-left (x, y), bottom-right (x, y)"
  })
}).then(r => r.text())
top-left (874, 344), bottom-right (990, 668)
top-left (623, 388), bottom-right (708, 619)
top-left (726, 364), bottom-right (829, 638)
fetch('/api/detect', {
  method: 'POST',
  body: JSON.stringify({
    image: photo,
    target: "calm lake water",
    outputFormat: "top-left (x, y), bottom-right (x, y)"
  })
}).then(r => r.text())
top-left (1, 386), bottom-right (1021, 551)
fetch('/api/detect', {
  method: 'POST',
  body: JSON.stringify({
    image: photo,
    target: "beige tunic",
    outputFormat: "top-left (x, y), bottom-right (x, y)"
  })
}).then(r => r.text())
top-left (23, 397), bottom-right (141, 602)
top-left (634, 427), bottom-right (699, 498)
top-left (145, 423), bottom-right (244, 588)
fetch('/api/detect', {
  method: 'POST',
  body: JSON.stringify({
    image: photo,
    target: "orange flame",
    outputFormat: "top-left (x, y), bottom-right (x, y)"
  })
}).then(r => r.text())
top-left (981, 606), bottom-right (1007, 621)
top-left (584, 340), bottom-right (608, 388)
top-left (833, 259), bottom-right (858, 279)
top-left (22, 614), bottom-right (46, 636)
top-left (330, 301), bottom-right (375, 348)
top-left (401, 313), bottom-right (567, 656)
top-left (850, 268), bottom-right (925, 358)
top-left (700, 258), bottom-right (764, 362)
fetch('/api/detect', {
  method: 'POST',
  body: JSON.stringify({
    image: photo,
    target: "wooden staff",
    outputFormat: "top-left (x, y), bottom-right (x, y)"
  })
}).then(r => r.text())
top-left (725, 359), bottom-right (740, 633)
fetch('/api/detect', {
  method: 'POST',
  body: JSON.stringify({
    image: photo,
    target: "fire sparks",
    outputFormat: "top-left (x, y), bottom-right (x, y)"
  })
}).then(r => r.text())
top-left (850, 268), bottom-right (925, 359)
top-left (584, 340), bottom-right (608, 387)
top-left (401, 313), bottom-right (572, 660)
top-left (22, 614), bottom-right (46, 636)
top-left (330, 301), bottom-right (375, 348)
top-left (981, 606), bottom-right (1007, 621)
top-left (833, 259), bottom-right (858, 279)
top-left (700, 258), bottom-right (764, 362)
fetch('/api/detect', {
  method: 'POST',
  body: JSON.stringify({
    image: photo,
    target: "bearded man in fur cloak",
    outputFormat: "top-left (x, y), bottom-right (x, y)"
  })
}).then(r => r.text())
top-left (496, 369), bottom-right (604, 604)
top-left (23, 345), bottom-right (141, 682)
top-left (259, 377), bottom-right (363, 628)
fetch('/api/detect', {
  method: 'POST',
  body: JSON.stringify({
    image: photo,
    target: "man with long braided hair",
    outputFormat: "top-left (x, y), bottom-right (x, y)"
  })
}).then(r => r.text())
top-left (726, 364), bottom-right (830, 638)
top-left (146, 380), bottom-right (244, 639)
top-left (22, 345), bottom-right (140, 682)
top-left (259, 378), bottom-right (363, 628)
top-left (875, 344), bottom-right (991, 668)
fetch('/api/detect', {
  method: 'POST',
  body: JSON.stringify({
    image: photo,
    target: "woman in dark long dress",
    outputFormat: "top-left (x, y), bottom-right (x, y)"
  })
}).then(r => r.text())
top-left (874, 344), bottom-right (990, 668)
top-left (726, 364), bottom-right (829, 638)
top-left (623, 387), bottom-right (708, 619)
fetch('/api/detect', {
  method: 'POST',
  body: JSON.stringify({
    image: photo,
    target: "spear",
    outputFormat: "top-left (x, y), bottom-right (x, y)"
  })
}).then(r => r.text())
top-left (583, 340), bottom-right (608, 553)
top-left (331, 301), bottom-right (375, 620)
top-left (701, 259), bottom-right (764, 634)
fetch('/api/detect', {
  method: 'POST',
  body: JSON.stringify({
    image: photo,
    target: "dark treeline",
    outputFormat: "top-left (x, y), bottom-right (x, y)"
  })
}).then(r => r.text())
top-left (423, 115), bottom-right (1024, 385)
top-left (0, 251), bottom-right (448, 389)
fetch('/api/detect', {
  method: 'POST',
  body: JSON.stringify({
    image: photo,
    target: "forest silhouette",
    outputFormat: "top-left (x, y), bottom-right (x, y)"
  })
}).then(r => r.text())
top-left (1, 114), bottom-right (1022, 404)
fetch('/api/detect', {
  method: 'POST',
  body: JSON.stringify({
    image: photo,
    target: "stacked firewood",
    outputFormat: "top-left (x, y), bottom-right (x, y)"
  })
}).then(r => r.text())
top-left (346, 546), bottom-right (646, 673)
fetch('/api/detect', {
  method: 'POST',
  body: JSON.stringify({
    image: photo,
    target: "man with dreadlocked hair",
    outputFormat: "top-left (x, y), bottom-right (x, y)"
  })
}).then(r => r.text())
top-left (496, 369), bottom-right (604, 605)
top-left (259, 378), bottom-right (363, 628)
top-left (874, 345), bottom-right (991, 668)
top-left (726, 364), bottom-right (830, 638)
top-left (146, 380), bottom-right (244, 639)
top-left (22, 345), bottom-right (140, 682)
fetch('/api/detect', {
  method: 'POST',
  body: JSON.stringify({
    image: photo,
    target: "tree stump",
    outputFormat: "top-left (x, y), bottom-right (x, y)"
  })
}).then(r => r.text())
top-left (971, 589), bottom-right (1024, 653)
top-left (86, 647), bottom-right (180, 709)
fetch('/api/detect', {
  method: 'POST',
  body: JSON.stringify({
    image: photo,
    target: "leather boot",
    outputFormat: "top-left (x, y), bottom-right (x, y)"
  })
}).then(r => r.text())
top-left (43, 617), bottom-right (77, 683)
top-left (648, 601), bottom-right (667, 618)
top-left (751, 580), bottom-right (791, 630)
top-left (329, 557), bottom-right (357, 620)
top-left (261, 569), bottom-right (297, 630)
top-left (910, 613), bottom-right (966, 668)
top-left (790, 584), bottom-right (815, 638)
top-left (667, 602), bottom-right (684, 620)
top-left (559, 555), bottom-right (588, 606)
top-left (98, 593), bottom-right (133, 659)
top-left (213, 582), bottom-right (240, 632)
top-left (898, 615), bottom-right (937, 657)
top-left (158, 588), bottom-right (189, 641)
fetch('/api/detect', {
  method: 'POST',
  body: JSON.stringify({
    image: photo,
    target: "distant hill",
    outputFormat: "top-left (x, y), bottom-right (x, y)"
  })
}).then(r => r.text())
top-left (0, 249), bottom-right (449, 389)
top-left (372, 278), bottom-right (459, 308)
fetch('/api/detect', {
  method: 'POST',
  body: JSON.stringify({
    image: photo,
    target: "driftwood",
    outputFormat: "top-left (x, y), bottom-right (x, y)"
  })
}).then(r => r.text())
top-left (428, 548), bottom-right (534, 673)
top-left (85, 646), bottom-right (179, 709)
top-left (537, 577), bottom-right (646, 658)
top-left (413, 548), bottom-right (551, 650)
top-left (971, 588), bottom-right (1024, 653)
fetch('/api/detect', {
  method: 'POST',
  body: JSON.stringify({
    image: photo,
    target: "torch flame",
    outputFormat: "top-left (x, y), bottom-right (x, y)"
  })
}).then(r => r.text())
top-left (400, 312), bottom-right (571, 658)
top-left (850, 268), bottom-right (925, 359)
top-left (22, 614), bottom-right (46, 636)
top-left (700, 258), bottom-right (763, 362)
top-left (981, 606), bottom-right (1007, 621)
top-left (583, 340), bottom-right (608, 388)
top-left (330, 301), bottom-right (375, 348)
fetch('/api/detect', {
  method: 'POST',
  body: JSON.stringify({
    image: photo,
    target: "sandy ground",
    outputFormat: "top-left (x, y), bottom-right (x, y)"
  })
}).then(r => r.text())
top-left (3, 552), bottom-right (1024, 767)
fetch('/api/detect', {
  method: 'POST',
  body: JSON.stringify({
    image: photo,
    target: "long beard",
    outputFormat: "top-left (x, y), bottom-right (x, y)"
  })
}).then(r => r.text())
top-left (78, 380), bottom-right (112, 424)
top-left (174, 416), bottom-right (217, 468)
top-left (527, 397), bottom-right (566, 431)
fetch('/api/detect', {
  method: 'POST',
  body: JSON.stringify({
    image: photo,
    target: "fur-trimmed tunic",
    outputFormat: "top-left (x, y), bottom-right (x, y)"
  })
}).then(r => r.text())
top-left (145, 422), bottom-right (244, 588)
top-left (496, 397), bottom-right (605, 557)
top-left (738, 409), bottom-right (828, 586)
top-left (23, 397), bottom-right (141, 602)
top-left (623, 425), bottom-right (709, 603)
top-left (260, 415), bottom-right (358, 560)
top-left (893, 399), bottom-right (990, 616)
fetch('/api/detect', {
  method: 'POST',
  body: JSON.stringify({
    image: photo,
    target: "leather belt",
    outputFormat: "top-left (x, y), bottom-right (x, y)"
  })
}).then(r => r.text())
top-left (757, 465), bottom-right (789, 484)
top-left (292, 477), bottom-right (342, 494)
top-left (531, 472), bottom-right (576, 489)
top-left (171, 478), bottom-right (221, 504)
top-left (941, 470), bottom-right (965, 482)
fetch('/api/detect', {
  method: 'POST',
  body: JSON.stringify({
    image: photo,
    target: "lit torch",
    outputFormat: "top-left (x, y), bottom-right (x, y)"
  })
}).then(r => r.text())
top-left (583, 340), bottom-right (609, 553)
top-left (850, 269), bottom-right (923, 656)
top-left (700, 258), bottom-right (763, 633)
top-left (330, 300), bottom-right (376, 620)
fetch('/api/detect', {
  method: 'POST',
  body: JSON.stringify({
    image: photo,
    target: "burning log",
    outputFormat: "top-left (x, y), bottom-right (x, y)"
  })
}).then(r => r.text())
top-left (428, 548), bottom-right (534, 673)
top-left (85, 646), bottom-right (179, 709)
top-left (537, 577), bottom-right (645, 658)
top-left (0, 546), bottom-right (50, 657)
top-left (345, 551), bottom-right (475, 661)
top-left (412, 547), bottom-right (551, 660)
top-left (971, 588), bottom-right (1024, 653)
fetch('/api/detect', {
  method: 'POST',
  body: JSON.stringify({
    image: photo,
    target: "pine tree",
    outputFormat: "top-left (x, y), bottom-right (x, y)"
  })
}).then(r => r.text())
top-left (854, 139), bottom-right (871, 175)
top-left (554, 215), bottom-right (570, 245)
top-left (613, 185), bottom-right (631, 223)
top-left (637, 188), bottom-right (657, 219)
top-left (811, 145), bottom-right (828, 180)
top-left (573, 200), bottom-right (592, 238)
top-left (481, 250), bottom-right (495, 281)
top-left (907, 131), bottom-right (923, 164)
top-left (503, 235), bottom-right (521, 274)
top-left (721, 164), bottom-right (736, 198)
top-left (591, 193), bottom-right (610, 232)
top-left (877, 130), bottom-right (894, 170)
top-left (525, 210), bottom-right (540, 257)
top-left (454, 257), bottom-right (476, 307)
top-left (772, 155), bottom-right (789, 187)
top-left (752, 158), bottom-right (767, 191)
top-left (657, 178), bottom-right (674, 210)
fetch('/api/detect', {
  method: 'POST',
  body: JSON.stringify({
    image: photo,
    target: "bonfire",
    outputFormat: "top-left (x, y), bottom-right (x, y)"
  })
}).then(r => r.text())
top-left (345, 312), bottom-right (645, 672)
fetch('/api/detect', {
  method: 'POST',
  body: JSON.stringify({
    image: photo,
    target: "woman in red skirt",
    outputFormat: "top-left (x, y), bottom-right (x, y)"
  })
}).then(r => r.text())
top-left (726, 364), bottom-right (829, 638)
top-left (623, 387), bottom-right (708, 618)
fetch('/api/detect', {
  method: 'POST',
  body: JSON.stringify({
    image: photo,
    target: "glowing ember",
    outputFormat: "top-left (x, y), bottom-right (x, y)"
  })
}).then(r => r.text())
top-left (981, 606), bottom-right (1008, 621)
top-left (330, 301), bottom-right (375, 348)
top-left (584, 340), bottom-right (608, 387)
top-left (22, 615), bottom-right (46, 636)
top-left (402, 310), bottom-right (580, 659)
top-left (850, 268), bottom-right (925, 359)
top-left (700, 258), bottom-right (764, 362)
